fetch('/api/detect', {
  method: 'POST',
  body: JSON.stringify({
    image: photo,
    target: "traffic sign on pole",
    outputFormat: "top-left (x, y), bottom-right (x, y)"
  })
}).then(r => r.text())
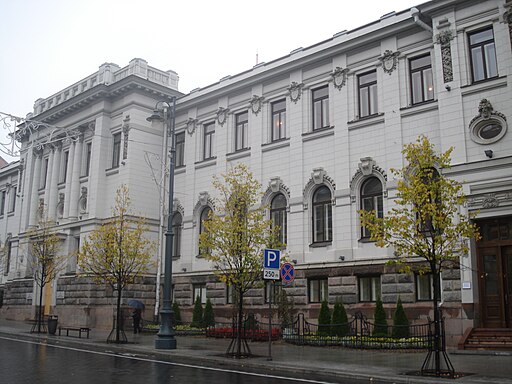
top-left (280, 262), bottom-right (295, 283)
top-left (263, 249), bottom-right (281, 280)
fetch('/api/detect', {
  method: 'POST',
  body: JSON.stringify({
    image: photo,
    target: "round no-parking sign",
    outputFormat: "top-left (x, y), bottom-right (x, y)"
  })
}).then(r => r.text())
top-left (280, 262), bottom-right (295, 283)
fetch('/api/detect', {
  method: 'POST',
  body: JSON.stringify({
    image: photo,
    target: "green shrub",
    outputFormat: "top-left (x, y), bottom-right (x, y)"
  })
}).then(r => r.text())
top-left (317, 300), bottom-right (331, 335)
top-left (203, 298), bottom-right (215, 327)
top-left (172, 301), bottom-right (182, 325)
top-left (191, 296), bottom-right (203, 328)
top-left (331, 299), bottom-right (349, 337)
top-left (392, 297), bottom-right (410, 339)
top-left (372, 297), bottom-right (388, 337)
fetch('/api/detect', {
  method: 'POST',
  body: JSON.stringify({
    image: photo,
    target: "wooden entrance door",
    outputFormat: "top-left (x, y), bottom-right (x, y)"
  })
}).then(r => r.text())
top-left (477, 217), bottom-right (512, 328)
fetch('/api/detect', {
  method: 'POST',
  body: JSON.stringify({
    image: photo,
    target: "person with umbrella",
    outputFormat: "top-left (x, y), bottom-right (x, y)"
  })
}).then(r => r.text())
top-left (128, 300), bottom-right (144, 334)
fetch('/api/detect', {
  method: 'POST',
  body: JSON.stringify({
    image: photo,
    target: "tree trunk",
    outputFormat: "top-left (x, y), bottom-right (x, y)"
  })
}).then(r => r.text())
top-left (37, 281), bottom-right (44, 333)
top-left (431, 261), bottom-right (441, 376)
top-left (116, 287), bottom-right (123, 343)
top-left (237, 291), bottom-right (243, 358)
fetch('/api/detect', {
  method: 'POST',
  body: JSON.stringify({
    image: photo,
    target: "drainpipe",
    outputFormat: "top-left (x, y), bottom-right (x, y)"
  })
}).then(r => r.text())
top-left (411, 7), bottom-right (433, 34)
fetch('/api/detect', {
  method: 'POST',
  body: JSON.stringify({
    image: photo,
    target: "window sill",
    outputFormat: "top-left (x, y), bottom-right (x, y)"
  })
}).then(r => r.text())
top-left (79, 175), bottom-right (89, 183)
top-left (226, 147), bottom-right (251, 161)
top-left (347, 113), bottom-right (385, 130)
top-left (400, 100), bottom-right (438, 117)
top-left (195, 157), bottom-right (217, 170)
top-left (460, 75), bottom-right (507, 96)
top-left (302, 126), bottom-right (334, 142)
top-left (309, 241), bottom-right (332, 248)
top-left (175, 166), bottom-right (186, 175)
top-left (358, 237), bottom-right (375, 243)
top-left (261, 138), bottom-right (290, 153)
top-left (105, 167), bottom-right (119, 176)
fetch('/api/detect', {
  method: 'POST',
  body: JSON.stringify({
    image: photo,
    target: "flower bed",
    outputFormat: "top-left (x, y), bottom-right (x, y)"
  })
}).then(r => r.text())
top-left (283, 334), bottom-right (430, 349)
top-left (206, 327), bottom-right (281, 341)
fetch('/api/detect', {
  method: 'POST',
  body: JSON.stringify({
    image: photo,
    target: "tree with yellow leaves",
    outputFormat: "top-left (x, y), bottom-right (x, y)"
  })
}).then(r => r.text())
top-left (199, 163), bottom-right (280, 358)
top-left (28, 214), bottom-right (67, 333)
top-left (360, 136), bottom-right (479, 376)
top-left (78, 185), bottom-right (156, 343)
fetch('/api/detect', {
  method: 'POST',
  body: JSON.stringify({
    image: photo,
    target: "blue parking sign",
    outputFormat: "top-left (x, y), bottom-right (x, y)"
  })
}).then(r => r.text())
top-left (263, 249), bottom-right (281, 269)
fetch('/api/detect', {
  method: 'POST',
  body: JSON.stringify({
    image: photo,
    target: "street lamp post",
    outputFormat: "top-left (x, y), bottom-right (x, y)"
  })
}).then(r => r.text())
top-left (147, 97), bottom-right (177, 349)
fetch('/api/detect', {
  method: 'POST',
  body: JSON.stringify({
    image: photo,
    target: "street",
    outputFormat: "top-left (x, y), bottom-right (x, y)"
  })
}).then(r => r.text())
top-left (0, 336), bottom-right (366, 384)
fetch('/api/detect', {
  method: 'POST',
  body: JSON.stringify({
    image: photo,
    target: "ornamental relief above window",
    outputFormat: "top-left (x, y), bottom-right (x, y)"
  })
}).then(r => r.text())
top-left (469, 99), bottom-right (507, 144)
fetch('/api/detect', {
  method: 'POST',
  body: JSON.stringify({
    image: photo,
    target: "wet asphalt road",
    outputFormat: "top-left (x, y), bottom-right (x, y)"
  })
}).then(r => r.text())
top-left (0, 336), bottom-right (367, 384)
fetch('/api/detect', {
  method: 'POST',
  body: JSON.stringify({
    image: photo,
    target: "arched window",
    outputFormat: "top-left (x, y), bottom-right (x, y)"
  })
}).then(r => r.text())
top-left (172, 212), bottom-right (182, 258)
top-left (199, 206), bottom-right (212, 256)
top-left (312, 186), bottom-right (332, 243)
top-left (361, 177), bottom-right (383, 238)
top-left (270, 194), bottom-right (287, 246)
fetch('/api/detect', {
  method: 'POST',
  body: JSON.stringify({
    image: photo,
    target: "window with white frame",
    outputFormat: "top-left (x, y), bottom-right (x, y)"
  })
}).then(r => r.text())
top-left (235, 111), bottom-right (248, 151)
top-left (312, 186), bottom-right (332, 243)
top-left (203, 123), bottom-right (215, 160)
top-left (0, 191), bottom-right (5, 216)
top-left (308, 277), bottom-right (328, 303)
top-left (112, 132), bottom-right (121, 168)
top-left (270, 193), bottom-right (287, 246)
top-left (360, 177), bottom-right (383, 239)
top-left (271, 99), bottom-right (286, 141)
top-left (312, 86), bottom-right (329, 130)
top-left (172, 212), bottom-right (182, 258)
top-left (469, 27), bottom-right (498, 83)
top-left (410, 54), bottom-right (434, 104)
top-left (358, 71), bottom-right (378, 118)
top-left (8, 187), bottom-right (16, 213)
top-left (83, 142), bottom-right (92, 177)
top-left (416, 273), bottom-right (433, 301)
top-left (175, 132), bottom-right (185, 167)
top-left (41, 158), bottom-right (49, 189)
top-left (199, 206), bottom-right (212, 256)
top-left (359, 276), bottom-right (381, 302)
top-left (193, 283), bottom-right (207, 304)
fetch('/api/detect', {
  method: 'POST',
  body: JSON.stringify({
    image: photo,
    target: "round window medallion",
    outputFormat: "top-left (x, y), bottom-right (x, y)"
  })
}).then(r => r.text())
top-left (478, 123), bottom-right (502, 140)
top-left (470, 117), bottom-right (507, 144)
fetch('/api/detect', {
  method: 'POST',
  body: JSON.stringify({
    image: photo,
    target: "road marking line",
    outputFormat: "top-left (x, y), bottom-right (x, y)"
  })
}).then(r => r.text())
top-left (0, 336), bottom-right (337, 384)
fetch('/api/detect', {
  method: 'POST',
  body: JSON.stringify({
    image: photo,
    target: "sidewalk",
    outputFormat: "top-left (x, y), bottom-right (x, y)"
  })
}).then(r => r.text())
top-left (1, 318), bottom-right (511, 384)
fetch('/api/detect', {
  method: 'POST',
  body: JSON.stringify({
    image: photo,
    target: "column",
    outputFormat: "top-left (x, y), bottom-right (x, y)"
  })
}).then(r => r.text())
top-left (46, 145), bottom-right (60, 220)
top-left (29, 151), bottom-right (42, 227)
top-left (68, 136), bottom-right (84, 220)
top-left (63, 140), bottom-right (76, 219)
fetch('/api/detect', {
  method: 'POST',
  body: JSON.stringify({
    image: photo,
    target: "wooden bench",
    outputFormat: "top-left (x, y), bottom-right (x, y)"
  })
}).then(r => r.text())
top-left (58, 326), bottom-right (91, 339)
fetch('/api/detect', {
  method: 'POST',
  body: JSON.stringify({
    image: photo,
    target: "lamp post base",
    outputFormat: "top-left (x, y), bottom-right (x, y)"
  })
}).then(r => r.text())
top-left (155, 336), bottom-right (177, 350)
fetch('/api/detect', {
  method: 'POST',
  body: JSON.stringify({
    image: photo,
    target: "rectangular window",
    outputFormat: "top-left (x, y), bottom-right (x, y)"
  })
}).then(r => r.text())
top-left (175, 132), bottom-right (185, 167)
top-left (193, 283), bottom-right (207, 304)
top-left (0, 191), bottom-right (5, 216)
top-left (235, 111), bottom-right (248, 151)
top-left (265, 281), bottom-right (282, 304)
top-left (4, 241), bottom-right (12, 275)
top-left (312, 86), bottom-right (329, 130)
top-left (358, 71), bottom-right (378, 118)
top-left (41, 158), bottom-right (49, 189)
top-left (359, 276), bottom-right (381, 302)
top-left (410, 54), bottom-right (434, 104)
top-left (416, 274), bottom-right (433, 301)
top-left (60, 151), bottom-right (69, 183)
top-left (469, 27), bottom-right (498, 82)
top-left (84, 142), bottom-right (92, 176)
top-left (308, 278), bottom-right (328, 303)
top-left (112, 132), bottom-right (121, 168)
top-left (203, 123), bottom-right (215, 160)
top-left (271, 99), bottom-right (286, 141)
top-left (8, 187), bottom-right (16, 213)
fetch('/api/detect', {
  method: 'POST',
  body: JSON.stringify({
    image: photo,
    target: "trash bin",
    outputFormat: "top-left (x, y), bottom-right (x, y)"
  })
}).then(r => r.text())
top-left (47, 315), bottom-right (58, 335)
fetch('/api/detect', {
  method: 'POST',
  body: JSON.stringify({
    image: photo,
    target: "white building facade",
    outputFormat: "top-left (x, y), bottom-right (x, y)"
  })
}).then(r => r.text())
top-left (1, 0), bottom-right (511, 346)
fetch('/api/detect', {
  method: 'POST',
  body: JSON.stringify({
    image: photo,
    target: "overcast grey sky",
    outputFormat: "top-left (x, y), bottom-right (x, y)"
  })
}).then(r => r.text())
top-left (0, 0), bottom-right (421, 160)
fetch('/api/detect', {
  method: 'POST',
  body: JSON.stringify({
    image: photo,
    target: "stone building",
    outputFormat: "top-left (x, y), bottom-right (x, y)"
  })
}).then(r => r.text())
top-left (1, 0), bottom-right (511, 346)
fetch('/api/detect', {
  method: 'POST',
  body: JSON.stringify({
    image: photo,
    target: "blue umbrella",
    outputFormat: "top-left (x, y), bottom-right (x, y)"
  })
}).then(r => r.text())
top-left (127, 299), bottom-right (145, 310)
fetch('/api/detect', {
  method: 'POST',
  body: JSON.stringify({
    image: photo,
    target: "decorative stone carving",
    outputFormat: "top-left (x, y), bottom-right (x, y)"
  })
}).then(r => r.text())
top-left (186, 118), bottom-right (198, 135)
top-left (331, 67), bottom-right (349, 90)
top-left (79, 187), bottom-right (88, 213)
top-left (303, 168), bottom-right (336, 209)
top-left (270, 177), bottom-right (282, 193)
top-left (249, 95), bottom-right (264, 115)
top-left (482, 194), bottom-right (499, 208)
top-left (262, 177), bottom-right (290, 206)
top-left (468, 99), bottom-right (507, 144)
top-left (358, 157), bottom-right (376, 176)
top-left (122, 115), bottom-right (130, 160)
top-left (312, 168), bottom-right (326, 185)
top-left (379, 50), bottom-right (400, 75)
top-left (287, 82), bottom-right (304, 104)
top-left (57, 193), bottom-right (65, 218)
top-left (38, 198), bottom-right (45, 219)
top-left (199, 191), bottom-right (210, 206)
top-left (173, 198), bottom-right (185, 217)
top-left (216, 107), bottom-right (229, 126)
top-left (435, 30), bottom-right (454, 83)
top-left (467, 191), bottom-right (512, 209)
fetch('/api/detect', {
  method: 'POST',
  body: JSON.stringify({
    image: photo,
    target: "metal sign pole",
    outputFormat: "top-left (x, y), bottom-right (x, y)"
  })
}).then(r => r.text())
top-left (267, 280), bottom-right (273, 361)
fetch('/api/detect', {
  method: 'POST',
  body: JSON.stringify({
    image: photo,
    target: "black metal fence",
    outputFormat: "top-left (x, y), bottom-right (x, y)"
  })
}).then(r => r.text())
top-left (283, 312), bottom-right (432, 350)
